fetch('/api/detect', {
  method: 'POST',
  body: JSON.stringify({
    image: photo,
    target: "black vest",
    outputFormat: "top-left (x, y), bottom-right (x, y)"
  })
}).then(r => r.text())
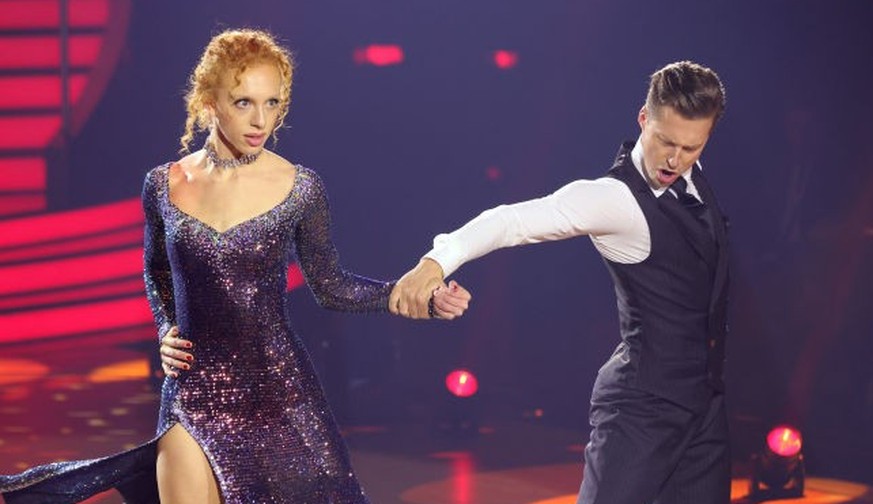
top-left (594, 142), bottom-right (730, 413)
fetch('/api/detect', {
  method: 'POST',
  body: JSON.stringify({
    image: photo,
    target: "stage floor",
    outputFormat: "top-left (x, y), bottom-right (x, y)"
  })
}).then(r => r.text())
top-left (1, 349), bottom-right (871, 504)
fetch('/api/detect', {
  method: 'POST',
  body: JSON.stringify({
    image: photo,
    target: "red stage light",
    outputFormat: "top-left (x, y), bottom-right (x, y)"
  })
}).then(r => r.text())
top-left (0, 359), bottom-right (50, 386)
top-left (0, 158), bottom-right (47, 191)
top-left (353, 45), bottom-right (405, 67)
top-left (0, 247), bottom-right (142, 296)
top-left (0, 197), bottom-right (141, 249)
top-left (69, 0), bottom-right (111, 26)
top-left (493, 50), bottom-right (519, 70)
top-left (287, 263), bottom-right (305, 291)
top-left (0, 227), bottom-right (142, 263)
top-left (0, 116), bottom-right (62, 149)
top-left (0, 75), bottom-right (88, 109)
top-left (446, 369), bottom-right (478, 398)
top-left (0, 35), bottom-right (103, 69)
top-left (767, 425), bottom-right (802, 457)
top-left (0, 0), bottom-right (109, 29)
top-left (0, 194), bottom-right (46, 216)
top-left (0, 278), bottom-right (145, 312)
top-left (0, 296), bottom-right (153, 344)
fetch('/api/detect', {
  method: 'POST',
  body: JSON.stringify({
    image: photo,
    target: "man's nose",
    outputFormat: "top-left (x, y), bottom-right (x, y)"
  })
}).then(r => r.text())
top-left (667, 147), bottom-right (683, 169)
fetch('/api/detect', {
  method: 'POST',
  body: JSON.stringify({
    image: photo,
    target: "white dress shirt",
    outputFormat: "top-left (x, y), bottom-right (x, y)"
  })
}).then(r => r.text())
top-left (424, 139), bottom-right (704, 276)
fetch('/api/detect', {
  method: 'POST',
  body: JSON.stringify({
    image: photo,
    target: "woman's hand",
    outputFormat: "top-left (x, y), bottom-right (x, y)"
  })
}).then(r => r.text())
top-left (431, 280), bottom-right (471, 320)
top-left (159, 326), bottom-right (194, 378)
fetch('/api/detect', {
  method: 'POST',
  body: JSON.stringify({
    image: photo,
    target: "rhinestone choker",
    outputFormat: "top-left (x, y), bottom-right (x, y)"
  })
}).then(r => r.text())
top-left (205, 142), bottom-right (261, 169)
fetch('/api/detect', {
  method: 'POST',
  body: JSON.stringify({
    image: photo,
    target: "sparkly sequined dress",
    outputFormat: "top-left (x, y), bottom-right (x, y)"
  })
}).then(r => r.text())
top-left (0, 163), bottom-right (392, 504)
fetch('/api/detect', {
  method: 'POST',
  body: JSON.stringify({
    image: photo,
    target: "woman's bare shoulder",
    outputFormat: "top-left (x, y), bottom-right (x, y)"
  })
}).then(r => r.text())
top-left (169, 150), bottom-right (207, 184)
top-left (261, 150), bottom-right (298, 183)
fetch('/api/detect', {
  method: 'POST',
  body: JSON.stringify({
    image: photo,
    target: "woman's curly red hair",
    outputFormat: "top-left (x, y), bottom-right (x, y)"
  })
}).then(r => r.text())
top-left (180, 29), bottom-right (294, 153)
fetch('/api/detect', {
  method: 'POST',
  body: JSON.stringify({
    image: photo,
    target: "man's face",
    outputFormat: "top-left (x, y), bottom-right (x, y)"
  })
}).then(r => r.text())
top-left (638, 104), bottom-right (715, 189)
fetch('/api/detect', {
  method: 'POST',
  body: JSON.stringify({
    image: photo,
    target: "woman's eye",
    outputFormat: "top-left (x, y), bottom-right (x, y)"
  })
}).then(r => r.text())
top-left (234, 99), bottom-right (250, 108)
top-left (267, 99), bottom-right (280, 108)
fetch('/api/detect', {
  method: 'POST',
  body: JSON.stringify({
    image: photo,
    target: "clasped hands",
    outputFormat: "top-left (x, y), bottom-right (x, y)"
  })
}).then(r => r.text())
top-left (159, 258), bottom-right (472, 378)
top-left (388, 257), bottom-right (471, 320)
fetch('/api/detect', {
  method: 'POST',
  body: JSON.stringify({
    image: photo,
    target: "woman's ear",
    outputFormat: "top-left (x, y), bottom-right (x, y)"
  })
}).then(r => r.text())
top-left (203, 104), bottom-right (216, 129)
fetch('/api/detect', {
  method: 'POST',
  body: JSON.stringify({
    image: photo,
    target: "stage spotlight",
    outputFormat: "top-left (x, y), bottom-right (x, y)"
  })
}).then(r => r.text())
top-left (353, 44), bottom-right (404, 66)
top-left (493, 50), bottom-right (518, 70)
top-left (748, 425), bottom-right (805, 501)
top-left (445, 369), bottom-right (478, 398)
top-left (438, 369), bottom-right (480, 437)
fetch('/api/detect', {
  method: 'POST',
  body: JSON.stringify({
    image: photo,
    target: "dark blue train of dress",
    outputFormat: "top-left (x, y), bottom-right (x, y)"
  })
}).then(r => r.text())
top-left (0, 163), bottom-right (393, 503)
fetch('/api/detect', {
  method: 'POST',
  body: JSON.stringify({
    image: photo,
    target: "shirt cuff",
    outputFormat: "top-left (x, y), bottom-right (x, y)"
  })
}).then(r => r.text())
top-left (423, 233), bottom-right (466, 278)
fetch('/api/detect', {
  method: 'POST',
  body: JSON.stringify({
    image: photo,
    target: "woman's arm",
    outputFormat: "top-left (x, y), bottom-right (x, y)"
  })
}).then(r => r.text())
top-left (292, 169), bottom-right (395, 312)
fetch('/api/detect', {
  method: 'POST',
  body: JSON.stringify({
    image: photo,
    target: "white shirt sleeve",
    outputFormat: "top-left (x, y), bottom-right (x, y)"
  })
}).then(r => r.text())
top-left (424, 177), bottom-right (651, 277)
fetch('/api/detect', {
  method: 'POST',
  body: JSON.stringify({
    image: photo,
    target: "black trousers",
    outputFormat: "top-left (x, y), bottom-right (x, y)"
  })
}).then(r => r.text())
top-left (577, 388), bottom-right (730, 504)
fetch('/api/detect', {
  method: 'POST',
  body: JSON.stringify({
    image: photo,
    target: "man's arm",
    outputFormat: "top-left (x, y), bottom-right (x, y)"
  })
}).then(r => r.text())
top-left (390, 177), bottom-right (635, 318)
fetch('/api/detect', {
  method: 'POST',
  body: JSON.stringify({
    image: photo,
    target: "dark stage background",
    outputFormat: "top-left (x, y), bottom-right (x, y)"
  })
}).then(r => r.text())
top-left (2, 0), bottom-right (872, 486)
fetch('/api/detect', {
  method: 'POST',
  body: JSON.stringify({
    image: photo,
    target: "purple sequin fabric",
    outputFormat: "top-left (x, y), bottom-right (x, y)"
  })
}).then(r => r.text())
top-left (0, 163), bottom-right (392, 504)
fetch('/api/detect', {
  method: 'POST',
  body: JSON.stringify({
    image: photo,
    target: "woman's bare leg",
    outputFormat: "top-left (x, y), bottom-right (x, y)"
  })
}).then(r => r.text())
top-left (157, 423), bottom-right (222, 504)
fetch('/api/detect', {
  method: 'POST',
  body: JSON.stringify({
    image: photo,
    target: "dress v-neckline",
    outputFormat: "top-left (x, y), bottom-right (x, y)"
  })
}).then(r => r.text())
top-left (164, 163), bottom-right (301, 236)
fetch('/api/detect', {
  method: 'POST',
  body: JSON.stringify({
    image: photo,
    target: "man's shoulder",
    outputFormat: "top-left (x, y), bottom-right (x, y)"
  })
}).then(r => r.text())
top-left (555, 177), bottom-right (636, 209)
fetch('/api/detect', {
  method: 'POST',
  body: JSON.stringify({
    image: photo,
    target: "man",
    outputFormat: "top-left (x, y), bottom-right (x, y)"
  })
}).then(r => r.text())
top-left (390, 61), bottom-right (731, 504)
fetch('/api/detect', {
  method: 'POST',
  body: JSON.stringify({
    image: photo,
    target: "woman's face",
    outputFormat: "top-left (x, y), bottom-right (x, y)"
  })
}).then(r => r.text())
top-left (211, 62), bottom-right (284, 158)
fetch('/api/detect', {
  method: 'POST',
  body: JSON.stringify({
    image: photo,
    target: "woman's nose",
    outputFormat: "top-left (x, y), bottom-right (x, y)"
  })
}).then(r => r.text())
top-left (251, 107), bottom-right (266, 128)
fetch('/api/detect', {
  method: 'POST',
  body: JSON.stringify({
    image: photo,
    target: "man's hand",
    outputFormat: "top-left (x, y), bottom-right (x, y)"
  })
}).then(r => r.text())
top-left (159, 326), bottom-right (194, 379)
top-left (390, 258), bottom-right (446, 319)
top-left (431, 280), bottom-right (471, 320)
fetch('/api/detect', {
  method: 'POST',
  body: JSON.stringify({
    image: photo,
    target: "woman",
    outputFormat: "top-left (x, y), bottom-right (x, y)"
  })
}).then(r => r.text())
top-left (0, 28), bottom-right (469, 504)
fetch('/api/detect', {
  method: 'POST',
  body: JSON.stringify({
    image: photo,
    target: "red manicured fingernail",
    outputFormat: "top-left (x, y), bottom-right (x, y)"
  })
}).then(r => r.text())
top-left (185, 355), bottom-right (193, 362)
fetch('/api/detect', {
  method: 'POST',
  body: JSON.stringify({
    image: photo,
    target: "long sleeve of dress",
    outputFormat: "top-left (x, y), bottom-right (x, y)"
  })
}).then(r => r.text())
top-left (293, 169), bottom-right (393, 312)
top-left (142, 168), bottom-right (176, 340)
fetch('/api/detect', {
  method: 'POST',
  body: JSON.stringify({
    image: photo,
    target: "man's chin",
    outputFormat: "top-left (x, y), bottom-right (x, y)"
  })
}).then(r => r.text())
top-left (643, 170), bottom-right (665, 190)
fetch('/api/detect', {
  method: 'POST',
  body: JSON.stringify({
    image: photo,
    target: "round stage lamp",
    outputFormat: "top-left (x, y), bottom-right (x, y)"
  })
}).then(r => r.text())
top-left (749, 424), bottom-right (805, 500)
top-left (767, 425), bottom-right (802, 457)
top-left (445, 369), bottom-right (478, 398)
top-left (493, 50), bottom-right (519, 70)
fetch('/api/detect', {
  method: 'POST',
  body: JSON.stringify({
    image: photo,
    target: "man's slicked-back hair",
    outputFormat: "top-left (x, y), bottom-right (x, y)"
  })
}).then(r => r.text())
top-left (646, 61), bottom-right (726, 124)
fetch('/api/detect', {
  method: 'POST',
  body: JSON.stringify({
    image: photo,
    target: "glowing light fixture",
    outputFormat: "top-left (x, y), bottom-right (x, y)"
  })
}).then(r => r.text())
top-left (445, 369), bottom-right (478, 398)
top-left (485, 166), bottom-right (502, 181)
top-left (438, 370), bottom-right (481, 437)
top-left (353, 45), bottom-right (404, 67)
top-left (493, 50), bottom-right (518, 70)
top-left (767, 425), bottom-right (802, 458)
top-left (749, 425), bottom-right (805, 500)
